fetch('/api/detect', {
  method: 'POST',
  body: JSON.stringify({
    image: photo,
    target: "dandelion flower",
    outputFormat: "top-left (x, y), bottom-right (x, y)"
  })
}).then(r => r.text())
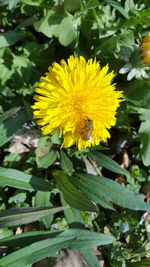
top-left (140, 36), bottom-right (150, 65)
top-left (32, 56), bottom-right (123, 150)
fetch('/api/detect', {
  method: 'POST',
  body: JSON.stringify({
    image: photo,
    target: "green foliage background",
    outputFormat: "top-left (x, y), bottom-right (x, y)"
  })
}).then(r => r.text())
top-left (0, 0), bottom-right (150, 266)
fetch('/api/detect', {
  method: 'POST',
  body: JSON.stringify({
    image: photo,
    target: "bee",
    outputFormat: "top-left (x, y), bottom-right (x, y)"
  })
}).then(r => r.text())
top-left (81, 119), bottom-right (93, 141)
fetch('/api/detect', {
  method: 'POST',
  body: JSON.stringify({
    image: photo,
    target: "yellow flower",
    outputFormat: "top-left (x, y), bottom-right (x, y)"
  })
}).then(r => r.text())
top-left (140, 36), bottom-right (150, 65)
top-left (32, 56), bottom-right (123, 150)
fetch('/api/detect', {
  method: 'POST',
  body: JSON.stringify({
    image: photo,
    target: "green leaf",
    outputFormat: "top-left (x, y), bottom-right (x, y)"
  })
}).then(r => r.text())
top-left (0, 168), bottom-right (51, 192)
top-left (52, 170), bottom-right (98, 212)
top-left (36, 150), bottom-right (57, 169)
top-left (34, 7), bottom-right (77, 46)
top-left (82, 0), bottom-right (99, 11)
top-left (0, 228), bottom-right (13, 240)
top-left (138, 108), bottom-right (150, 166)
top-left (80, 248), bottom-right (100, 267)
top-left (60, 193), bottom-right (85, 228)
top-left (125, 0), bottom-right (136, 13)
top-left (51, 131), bottom-right (61, 144)
top-left (0, 206), bottom-right (66, 228)
top-left (21, 0), bottom-right (43, 6)
top-left (0, 107), bottom-right (21, 124)
top-left (70, 173), bottom-right (115, 210)
top-left (64, 0), bottom-right (81, 12)
top-left (103, 0), bottom-right (129, 19)
top-left (124, 80), bottom-right (150, 109)
top-left (35, 191), bottom-right (53, 228)
top-left (60, 150), bottom-right (73, 173)
top-left (0, 229), bottom-right (115, 266)
top-left (60, 194), bottom-right (100, 267)
top-left (89, 151), bottom-right (129, 176)
top-left (8, 0), bottom-right (20, 9)
top-left (0, 108), bottom-right (28, 147)
top-left (15, 17), bottom-right (38, 30)
top-left (127, 258), bottom-right (150, 266)
top-left (71, 173), bottom-right (150, 211)
top-left (35, 136), bottom-right (57, 168)
top-left (8, 190), bottom-right (26, 204)
top-left (0, 30), bottom-right (25, 48)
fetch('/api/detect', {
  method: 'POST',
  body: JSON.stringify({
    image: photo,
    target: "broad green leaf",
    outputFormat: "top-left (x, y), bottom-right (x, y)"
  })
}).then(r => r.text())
top-left (51, 131), bottom-right (61, 144)
top-left (0, 230), bottom-right (63, 248)
top-left (8, 190), bottom-right (26, 204)
top-left (37, 150), bottom-right (57, 169)
top-left (80, 248), bottom-right (100, 267)
top-left (15, 17), bottom-right (38, 30)
top-left (64, 0), bottom-right (81, 12)
top-left (125, 0), bottom-right (136, 13)
top-left (53, 170), bottom-right (98, 212)
top-left (0, 229), bottom-right (115, 266)
top-left (139, 108), bottom-right (150, 166)
top-left (0, 228), bottom-right (13, 240)
top-left (103, 0), bottom-right (129, 19)
top-left (35, 191), bottom-right (53, 228)
top-left (60, 150), bottom-right (73, 173)
top-left (0, 168), bottom-right (51, 192)
top-left (0, 107), bottom-right (20, 124)
top-left (89, 151), bottom-right (129, 176)
top-left (0, 206), bottom-right (66, 228)
top-left (124, 80), bottom-right (150, 109)
top-left (0, 30), bottom-right (25, 48)
top-left (60, 194), bottom-right (100, 267)
top-left (8, 0), bottom-right (20, 9)
top-left (60, 193), bottom-right (85, 228)
top-left (71, 173), bottom-right (150, 211)
top-left (34, 7), bottom-right (77, 46)
top-left (0, 108), bottom-right (28, 147)
top-left (36, 136), bottom-right (57, 168)
top-left (21, 0), bottom-right (43, 6)
top-left (70, 173), bottom-right (115, 210)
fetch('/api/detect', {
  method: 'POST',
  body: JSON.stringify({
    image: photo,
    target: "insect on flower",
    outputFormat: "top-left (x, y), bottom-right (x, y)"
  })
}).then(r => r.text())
top-left (81, 119), bottom-right (93, 141)
top-left (32, 56), bottom-right (123, 150)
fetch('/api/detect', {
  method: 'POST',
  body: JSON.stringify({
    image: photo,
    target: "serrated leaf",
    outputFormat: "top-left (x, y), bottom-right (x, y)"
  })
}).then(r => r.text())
top-left (125, 0), bottom-right (136, 13)
top-left (0, 168), bottom-right (51, 191)
top-left (103, 0), bottom-right (129, 19)
top-left (89, 151), bottom-right (129, 176)
top-left (34, 7), bottom-right (77, 46)
top-left (70, 173), bottom-right (150, 211)
top-left (53, 170), bottom-right (98, 212)
top-left (0, 229), bottom-right (115, 267)
top-left (0, 206), bottom-right (66, 228)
